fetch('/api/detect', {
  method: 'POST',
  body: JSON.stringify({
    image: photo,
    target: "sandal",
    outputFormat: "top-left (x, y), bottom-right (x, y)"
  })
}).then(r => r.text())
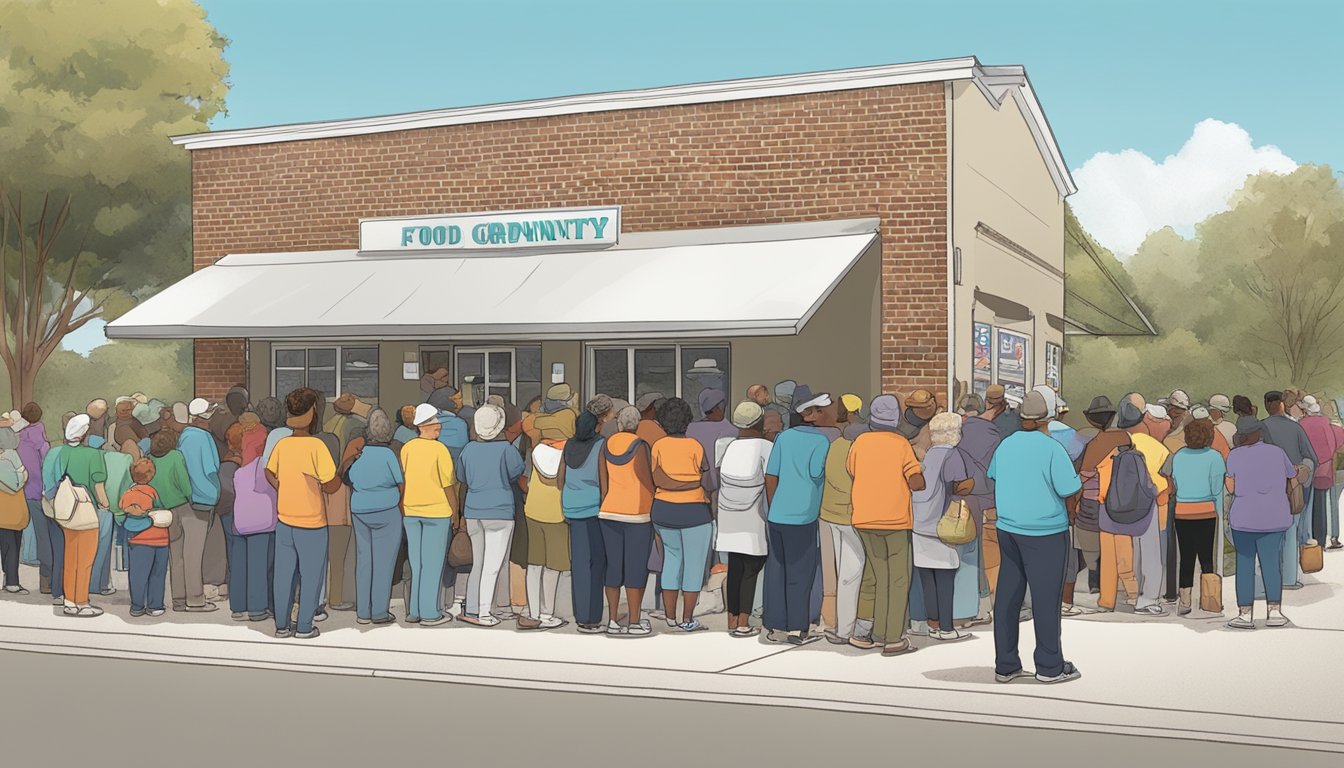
top-left (730, 626), bottom-right (761, 638)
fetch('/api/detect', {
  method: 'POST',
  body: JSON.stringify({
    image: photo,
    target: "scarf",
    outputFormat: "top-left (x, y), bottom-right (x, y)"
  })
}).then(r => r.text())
top-left (563, 411), bottom-right (601, 469)
top-left (897, 408), bottom-right (928, 440)
top-left (286, 405), bottom-right (315, 430)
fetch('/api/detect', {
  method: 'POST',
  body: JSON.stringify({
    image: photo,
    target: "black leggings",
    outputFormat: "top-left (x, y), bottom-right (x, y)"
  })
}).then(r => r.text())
top-left (917, 566), bottom-right (955, 629)
top-left (1175, 517), bottom-right (1217, 589)
top-left (726, 553), bottom-right (767, 615)
top-left (0, 528), bottom-right (21, 586)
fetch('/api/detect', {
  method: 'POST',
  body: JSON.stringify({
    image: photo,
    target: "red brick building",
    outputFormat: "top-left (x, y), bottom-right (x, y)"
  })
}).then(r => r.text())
top-left (109, 57), bottom-right (1074, 416)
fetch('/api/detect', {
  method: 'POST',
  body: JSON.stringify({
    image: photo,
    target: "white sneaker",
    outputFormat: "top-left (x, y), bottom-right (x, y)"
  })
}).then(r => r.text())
top-left (908, 620), bottom-right (929, 636)
top-left (538, 615), bottom-right (567, 630)
top-left (606, 620), bottom-right (628, 636)
top-left (933, 629), bottom-right (973, 643)
top-left (1266, 608), bottom-right (1290, 628)
top-left (627, 619), bottom-right (652, 637)
top-left (1227, 613), bottom-right (1256, 630)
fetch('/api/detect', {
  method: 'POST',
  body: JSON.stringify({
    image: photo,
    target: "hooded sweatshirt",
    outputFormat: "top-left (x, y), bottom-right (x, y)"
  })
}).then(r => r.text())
top-left (17, 423), bottom-right (50, 501)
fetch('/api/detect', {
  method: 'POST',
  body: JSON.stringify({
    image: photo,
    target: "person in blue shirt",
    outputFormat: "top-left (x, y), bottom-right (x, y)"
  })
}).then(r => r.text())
top-left (343, 409), bottom-right (405, 625)
top-left (763, 384), bottom-right (834, 646)
top-left (172, 399), bottom-right (223, 612)
top-left (987, 390), bottom-right (1083, 685)
top-left (456, 404), bottom-right (527, 627)
top-left (427, 385), bottom-right (471, 469)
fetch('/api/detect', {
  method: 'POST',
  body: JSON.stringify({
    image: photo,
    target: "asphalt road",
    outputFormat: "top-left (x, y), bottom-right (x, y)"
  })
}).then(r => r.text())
top-left (0, 649), bottom-right (1333, 767)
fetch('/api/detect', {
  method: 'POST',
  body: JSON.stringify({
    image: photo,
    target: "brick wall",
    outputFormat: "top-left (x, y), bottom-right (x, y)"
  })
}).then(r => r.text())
top-left (189, 83), bottom-right (949, 401)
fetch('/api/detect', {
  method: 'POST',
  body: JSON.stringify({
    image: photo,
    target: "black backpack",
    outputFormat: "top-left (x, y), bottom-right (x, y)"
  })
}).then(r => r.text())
top-left (1104, 445), bottom-right (1156, 525)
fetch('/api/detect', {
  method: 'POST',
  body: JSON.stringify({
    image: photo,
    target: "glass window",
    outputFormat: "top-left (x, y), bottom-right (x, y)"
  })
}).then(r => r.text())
top-left (275, 349), bottom-right (305, 368)
top-left (634, 348), bottom-right (676, 402)
top-left (421, 349), bottom-right (451, 382)
top-left (516, 346), bottom-right (543, 411)
top-left (593, 348), bottom-right (630, 402)
top-left (342, 347), bottom-right (379, 400)
top-left (680, 347), bottom-right (730, 419)
top-left (275, 369), bottom-right (305, 399)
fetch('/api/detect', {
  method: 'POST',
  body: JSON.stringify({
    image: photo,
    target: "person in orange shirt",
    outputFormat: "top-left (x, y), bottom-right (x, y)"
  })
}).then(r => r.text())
top-left (598, 406), bottom-right (656, 636)
top-left (846, 395), bottom-right (925, 656)
top-left (1101, 393), bottom-right (1170, 616)
top-left (649, 398), bottom-right (713, 632)
top-left (265, 388), bottom-right (341, 639)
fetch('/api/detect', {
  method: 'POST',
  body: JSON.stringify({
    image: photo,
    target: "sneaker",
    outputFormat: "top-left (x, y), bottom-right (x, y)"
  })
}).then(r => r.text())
top-left (1178, 603), bottom-right (1193, 617)
top-left (538, 616), bottom-right (568, 630)
top-left (787, 631), bottom-right (820, 645)
top-left (1266, 608), bottom-right (1290, 628)
top-left (52, 596), bottom-right (65, 606)
top-left (406, 616), bottom-right (421, 625)
top-left (822, 630), bottom-right (849, 645)
top-left (313, 609), bottom-right (329, 623)
top-left (356, 616), bottom-right (372, 625)
top-left (274, 628), bottom-right (294, 639)
top-left (330, 602), bottom-right (355, 612)
top-left (1060, 604), bottom-right (1084, 617)
top-left (626, 619), bottom-right (652, 637)
top-left (664, 616), bottom-right (679, 629)
top-left (932, 629), bottom-right (973, 643)
top-left (232, 612), bottom-right (248, 621)
top-left (995, 668), bottom-right (1033, 683)
top-left (148, 609), bottom-right (165, 617)
top-left (606, 620), bottom-right (628, 636)
top-left (731, 626), bottom-right (762, 638)
top-left (577, 623), bottom-right (606, 634)
top-left (459, 613), bottom-right (500, 627)
top-left (766, 629), bottom-right (790, 644)
top-left (1282, 582), bottom-right (1305, 591)
top-left (1328, 538), bottom-right (1343, 550)
top-left (848, 636), bottom-right (880, 651)
top-left (249, 613), bottom-right (271, 622)
top-left (62, 605), bottom-right (80, 616)
top-left (517, 615), bottom-right (542, 630)
top-left (679, 620), bottom-right (709, 633)
top-left (4, 585), bottom-right (29, 595)
top-left (1036, 662), bottom-right (1082, 684)
top-left (881, 638), bottom-right (915, 656)
top-left (907, 620), bottom-right (930, 637)
top-left (1134, 605), bottom-right (1167, 616)
top-left (77, 606), bottom-right (104, 618)
top-left (959, 613), bottom-right (992, 628)
top-left (99, 587), bottom-right (117, 596)
top-left (371, 614), bottom-right (398, 626)
top-left (1227, 614), bottom-right (1256, 630)
top-left (420, 614), bottom-right (453, 627)
top-left (184, 603), bottom-right (219, 613)
top-left (295, 627), bottom-right (321, 640)
top-left (129, 609), bottom-right (146, 618)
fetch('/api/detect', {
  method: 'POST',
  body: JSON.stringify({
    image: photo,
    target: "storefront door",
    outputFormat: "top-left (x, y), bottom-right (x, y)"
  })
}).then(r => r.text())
top-left (454, 346), bottom-right (543, 410)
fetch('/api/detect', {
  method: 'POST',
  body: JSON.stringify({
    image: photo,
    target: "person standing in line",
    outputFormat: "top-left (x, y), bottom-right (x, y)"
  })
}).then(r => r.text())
top-left (987, 391), bottom-right (1082, 684)
top-left (341, 410), bottom-right (404, 626)
top-left (633, 392), bottom-right (668, 447)
top-left (170, 398), bottom-right (222, 613)
top-left (817, 397), bottom-right (868, 645)
top-left (84, 399), bottom-right (109, 449)
top-left (17, 404), bottom-right (56, 599)
top-left (759, 385), bottom-right (832, 645)
top-left (1099, 394), bottom-right (1169, 616)
top-left (209, 386), bottom-right (250, 456)
top-left (559, 397), bottom-right (615, 633)
top-left (0, 427), bottom-right (30, 594)
top-left (955, 395), bottom-right (1000, 626)
top-left (54, 415), bottom-right (111, 618)
top-left (455, 404), bottom-right (525, 628)
top-left (397, 403), bottom-right (459, 628)
top-left (520, 398), bottom-right (574, 631)
top-left (846, 395), bottom-right (925, 655)
top-left (1298, 395), bottom-right (1341, 553)
top-left (146, 429), bottom-right (195, 610)
top-left (912, 413), bottom-right (976, 642)
top-left (1226, 416), bottom-right (1296, 629)
top-left (898, 389), bottom-right (940, 461)
top-left (120, 458), bottom-right (170, 617)
top-left (266, 388), bottom-right (341, 639)
top-left (1208, 395), bottom-right (1238, 451)
top-left (715, 401), bottom-right (774, 638)
top-left (1163, 419), bottom-right (1225, 617)
top-left (764, 381), bottom-right (797, 435)
top-left (228, 416), bottom-right (277, 624)
top-left (215, 424), bottom-right (248, 620)
top-left (986, 385), bottom-right (1020, 441)
top-left (599, 406), bottom-right (656, 636)
top-left (648, 397), bottom-right (714, 632)
top-left (392, 405), bottom-right (418, 451)
top-left (1072, 397), bottom-right (1129, 613)
top-left (1258, 391), bottom-right (1316, 592)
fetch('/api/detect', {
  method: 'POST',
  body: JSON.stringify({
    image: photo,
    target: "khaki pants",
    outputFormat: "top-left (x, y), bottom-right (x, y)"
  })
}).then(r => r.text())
top-left (169, 505), bottom-right (213, 608)
top-left (1099, 532), bottom-right (1139, 610)
top-left (328, 524), bottom-right (354, 606)
top-left (857, 528), bottom-right (911, 645)
top-left (983, 517), bottom-right (1001, 594)
top-left (819, 520), bottom-right (838, 631)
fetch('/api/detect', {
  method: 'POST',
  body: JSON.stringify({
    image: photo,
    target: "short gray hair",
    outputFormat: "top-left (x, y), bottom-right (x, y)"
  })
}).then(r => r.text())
top-left (929, 412), bottom-right (963, 447)
top-left (365, 409), bottom-right (394, 445)
top-left (586, 394), bottom-right (614, 417)
top-left (616, 405), bottom-right (641, 433)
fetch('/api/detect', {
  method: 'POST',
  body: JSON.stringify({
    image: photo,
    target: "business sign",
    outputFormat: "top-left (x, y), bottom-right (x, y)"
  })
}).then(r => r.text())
top-left (997, 328), bottom-right (1029, 401)
top-left (359, 206), bottom-right (621, 253)
top-left (972, 322), bottom-right (992, 397)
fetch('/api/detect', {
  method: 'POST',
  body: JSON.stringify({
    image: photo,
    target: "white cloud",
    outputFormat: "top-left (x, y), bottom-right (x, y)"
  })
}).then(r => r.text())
top-left (1070, 119), bottom-right (1297, 257)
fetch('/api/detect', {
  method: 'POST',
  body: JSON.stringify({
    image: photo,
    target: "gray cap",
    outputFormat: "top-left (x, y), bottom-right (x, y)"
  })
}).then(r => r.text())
top-left (1235, 416), bottom-right (1263, 437)
top-left (868, 395), bottom-right (901, 429)
top-left (635, 392), bottom-right (663, 412)
top-left (1019, 391), bottom-right (1050, 421)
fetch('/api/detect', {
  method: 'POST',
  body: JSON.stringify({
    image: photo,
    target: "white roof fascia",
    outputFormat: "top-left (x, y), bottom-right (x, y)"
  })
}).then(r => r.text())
top-left (978, 65), bottom-right (1077, 197)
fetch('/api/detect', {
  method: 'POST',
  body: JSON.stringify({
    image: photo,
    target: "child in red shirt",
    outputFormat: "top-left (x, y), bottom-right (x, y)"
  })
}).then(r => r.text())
top-left (121, 458), bottom-right (170, 617)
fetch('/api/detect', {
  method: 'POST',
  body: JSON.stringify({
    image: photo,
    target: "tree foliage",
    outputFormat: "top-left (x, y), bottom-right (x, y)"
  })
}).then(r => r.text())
top-left (0, 0), bottom-right (228, 406)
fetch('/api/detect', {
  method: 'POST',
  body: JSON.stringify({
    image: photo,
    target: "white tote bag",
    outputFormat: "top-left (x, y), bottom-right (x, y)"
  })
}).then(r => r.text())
top-left (53, 476), bottom-right (100, 531)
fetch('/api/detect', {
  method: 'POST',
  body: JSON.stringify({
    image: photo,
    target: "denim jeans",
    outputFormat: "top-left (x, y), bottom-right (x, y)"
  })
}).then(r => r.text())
top-left (1235, 529), bottom-right (1286, 606)
top-left (228, 515), bottom-right (274, 618)
top-left (954, 538), bottom-right (982, 619)
top-left (27, 500), bottom-right (53, 581)
top-left (404, 516), bottom-right (452, 622)
top-left (353, 508), bottom-right (401, 621)
top-left (763, 520), bottom-right (820, 633)
top-left (656, 522), bottom-right (715, 593)
top-left (273, 522), bottom-right (328, 634)
top-left (1253, 514), bottom-right (1299, 598)
top-left (127, 543), bottom-right (169, 613)
top-left (91, 508), bottom-right (115, 594)
top-left (993, 529), bottom-right (1069, 679)
top-left (566, 517), bottom-right (606, 626)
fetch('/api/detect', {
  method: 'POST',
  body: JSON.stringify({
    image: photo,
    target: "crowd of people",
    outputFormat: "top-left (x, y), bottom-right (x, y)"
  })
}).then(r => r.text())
top-left (0, 376), bottom-right (1338, 683)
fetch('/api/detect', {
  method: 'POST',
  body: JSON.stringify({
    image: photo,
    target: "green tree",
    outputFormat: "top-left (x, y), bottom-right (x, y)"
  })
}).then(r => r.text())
top-left (0, 0), bottom-right (228, 407)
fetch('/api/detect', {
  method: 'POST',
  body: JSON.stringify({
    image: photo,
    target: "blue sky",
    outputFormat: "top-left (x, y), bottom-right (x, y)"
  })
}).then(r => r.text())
top-left (71, 0), bottom-right (1341, 354)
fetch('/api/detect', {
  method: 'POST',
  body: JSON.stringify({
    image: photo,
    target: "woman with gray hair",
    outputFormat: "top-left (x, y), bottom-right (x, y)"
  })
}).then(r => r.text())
top-left (456, 404), bottom-right (526, 627)
top-left (0, 428), bottom-right (30, 593)
top-left (598, 405), bottom-right (656, 635)
top-left (341, 409), bottom-right (404, 625)
top-left (910, 412), bottom-right (975, 642)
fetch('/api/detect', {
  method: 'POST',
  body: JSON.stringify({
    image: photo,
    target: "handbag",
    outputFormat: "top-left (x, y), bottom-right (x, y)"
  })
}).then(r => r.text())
top-left (1301, 539), bottom-right (1324, 574)
top-left (149, 508), bottom-right (173, 528)
top-left (447, 516), bottom-right (472, 568)
top-left (936, 497), bottom-right (976, 546)
top-left (1199, 572), bottom-right (1223, 613)
top-left (53, 476), bottom-right (100, 531)
top-left (0, 488), bottom-right (30, 531)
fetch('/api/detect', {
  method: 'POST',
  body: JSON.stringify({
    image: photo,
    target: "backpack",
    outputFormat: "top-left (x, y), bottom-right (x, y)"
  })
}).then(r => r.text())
top-left (1104, 446), bottom-right (1156, 525)
top-left (232, 457), bottom-right (278, 535)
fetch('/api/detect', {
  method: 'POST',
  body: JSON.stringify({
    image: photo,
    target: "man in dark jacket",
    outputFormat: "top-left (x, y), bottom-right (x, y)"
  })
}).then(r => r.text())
top-left (1259, 391), bottom-right (1317, 592)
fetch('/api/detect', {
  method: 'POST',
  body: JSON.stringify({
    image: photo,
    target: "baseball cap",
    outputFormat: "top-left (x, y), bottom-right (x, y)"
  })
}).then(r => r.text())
top-left (188, 397), bottom-right (217, 418)
top-left (413, 403), bottom-right (439, 427)
top-left (840, 394), bottom-right (863, 416)
top-left (730, 401), bottom-right (764, 429)
top-left (1208, 394), bottom-right (1232, 413)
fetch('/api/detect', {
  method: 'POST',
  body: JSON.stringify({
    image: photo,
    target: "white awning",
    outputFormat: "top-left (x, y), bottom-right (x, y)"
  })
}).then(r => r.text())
top-left (106, 218), bottom-right (880, 341)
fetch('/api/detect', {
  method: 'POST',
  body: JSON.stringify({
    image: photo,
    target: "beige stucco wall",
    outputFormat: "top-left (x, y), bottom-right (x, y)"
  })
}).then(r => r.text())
top-left (950, 80), bottom-right (1066, 396)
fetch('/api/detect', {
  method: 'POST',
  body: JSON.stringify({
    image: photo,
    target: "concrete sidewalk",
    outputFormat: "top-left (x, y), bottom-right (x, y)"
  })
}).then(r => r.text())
top-left (3, 555), bottom-right (1342, 755)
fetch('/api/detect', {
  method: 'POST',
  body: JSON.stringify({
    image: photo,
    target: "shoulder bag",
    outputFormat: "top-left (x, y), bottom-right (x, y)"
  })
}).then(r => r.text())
top-left (936, 497), bottom-right (976, 546)
top-left (53, 475), bottom-right (100, 531)
top-left (0, 488), bottom-right (29, 531)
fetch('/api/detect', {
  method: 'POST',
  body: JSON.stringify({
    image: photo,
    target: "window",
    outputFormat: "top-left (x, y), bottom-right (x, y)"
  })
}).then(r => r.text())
top-left (972, 323), bottom-right (993, 398)
top-left (1045, 342), bottom-right (1062, 391)
top-left (455, 347), bottom-right (541, 408)
top-left (588, 344), bottom-right (731, 414)
top-left (272, 345), bottom-right (379, 402)
top-left (995, 329), bottom-right (1030, 402)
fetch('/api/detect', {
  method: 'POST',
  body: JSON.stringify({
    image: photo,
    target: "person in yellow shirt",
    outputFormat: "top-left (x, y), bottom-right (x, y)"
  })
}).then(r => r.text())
top-left (399, 403), bottom-right (459, 627)
top-left (265, 388), bottom-right (340, 639)
top-left (1101, 393), bottom-right (1171, 617)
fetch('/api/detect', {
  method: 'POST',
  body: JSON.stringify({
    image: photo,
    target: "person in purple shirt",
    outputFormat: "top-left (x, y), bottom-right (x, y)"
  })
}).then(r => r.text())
top-left (1224, 416), bottom-right (1296, 630)
top-left (685, 388), bottom-right (736, 496)
top-left (15, 403), bottom-right (59, 598)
